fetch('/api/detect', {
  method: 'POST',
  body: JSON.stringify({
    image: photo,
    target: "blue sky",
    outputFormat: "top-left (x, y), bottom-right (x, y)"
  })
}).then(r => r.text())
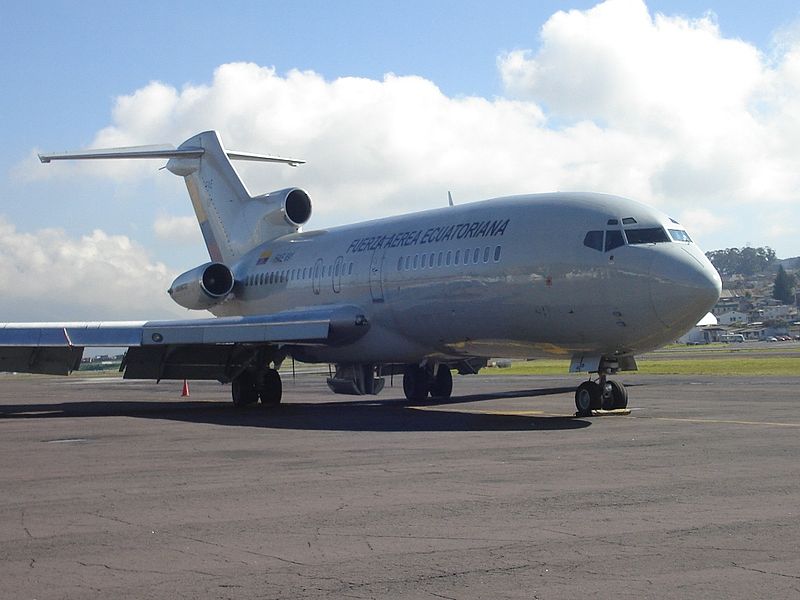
top-left (2, 0), bottom-right (800, 320)
top-left (3, 0), bottom-right (798, 149)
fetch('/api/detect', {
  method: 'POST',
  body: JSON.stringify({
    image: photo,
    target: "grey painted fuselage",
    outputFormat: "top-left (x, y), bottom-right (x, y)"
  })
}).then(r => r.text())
top-left (219, 192), bottom-right (721, 366)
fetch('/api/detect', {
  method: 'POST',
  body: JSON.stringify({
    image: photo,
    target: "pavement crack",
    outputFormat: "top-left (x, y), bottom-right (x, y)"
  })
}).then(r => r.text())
top-left (732, 562), bottom-right (800, 580)
top-left (90, 512), bottom-right (137, 527)
top-left (76, 561), bottom-right (171, 575)
top-left (170, 533), bottom-right (311, 566)
top-left (20, 509), bottom-right (33, 538)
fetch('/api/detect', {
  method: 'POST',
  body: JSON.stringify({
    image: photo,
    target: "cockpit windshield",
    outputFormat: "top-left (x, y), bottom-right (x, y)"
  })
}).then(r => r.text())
top-left (624, 227), bottom-right (670, 245)
top-left (584, 224), bottom-right (680, 252)
top-left (668, 229), bottom-right (692, 243)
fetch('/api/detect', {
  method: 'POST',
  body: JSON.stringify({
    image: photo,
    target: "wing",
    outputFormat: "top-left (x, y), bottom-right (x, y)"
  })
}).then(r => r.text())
top-left (0, 305), bottom-right (368, 380)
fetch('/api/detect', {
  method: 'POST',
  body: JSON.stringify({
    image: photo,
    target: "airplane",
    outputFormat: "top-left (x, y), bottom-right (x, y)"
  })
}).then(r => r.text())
top-left (0, 131), bottom-right (721, 416)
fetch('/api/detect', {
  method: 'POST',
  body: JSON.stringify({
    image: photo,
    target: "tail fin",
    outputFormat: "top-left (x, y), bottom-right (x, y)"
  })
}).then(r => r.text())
top-left (40, 130), bottom-right (305, 265)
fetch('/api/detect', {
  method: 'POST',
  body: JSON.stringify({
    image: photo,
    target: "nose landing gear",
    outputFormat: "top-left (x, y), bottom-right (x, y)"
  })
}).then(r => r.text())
top-left (574, 360), bottom-right (629, 417)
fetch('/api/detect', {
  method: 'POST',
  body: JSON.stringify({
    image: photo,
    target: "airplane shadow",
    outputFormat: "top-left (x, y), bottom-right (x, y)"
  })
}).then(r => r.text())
top-left (0, 386), bottom-right (590, 432)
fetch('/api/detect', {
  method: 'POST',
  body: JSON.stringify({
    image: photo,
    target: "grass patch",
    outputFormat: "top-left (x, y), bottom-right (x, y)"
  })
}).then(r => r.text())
top-left (486, 356), bottom-right (800, 377)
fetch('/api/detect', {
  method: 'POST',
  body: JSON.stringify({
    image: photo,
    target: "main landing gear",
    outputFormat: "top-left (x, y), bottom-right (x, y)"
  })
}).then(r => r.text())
top-left (402, 364), bottom-right (453, 401)
top-left (574, 372), bottom-right (628, 417)
top-left (231, 367), bottom-right (282, 407)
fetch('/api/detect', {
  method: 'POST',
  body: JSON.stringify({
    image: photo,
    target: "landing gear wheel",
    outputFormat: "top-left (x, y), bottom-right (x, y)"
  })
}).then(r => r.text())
top-left (607, 380), bottom-right (627, 410)
top-left (259, 368), bottom-right (282, 406)
top-left (429, 367), bottom-right (453, 399)
top-left (232, 372), bottom-right (259, 406)
top-left (575, 381), bottom-right (601, 416)
top-left (403, 365), bottom-right (430, 401)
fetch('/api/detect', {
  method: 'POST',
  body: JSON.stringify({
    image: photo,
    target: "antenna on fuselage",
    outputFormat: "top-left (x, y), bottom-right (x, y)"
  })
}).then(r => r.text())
top-left (447, 191), bottom-right (454, 207)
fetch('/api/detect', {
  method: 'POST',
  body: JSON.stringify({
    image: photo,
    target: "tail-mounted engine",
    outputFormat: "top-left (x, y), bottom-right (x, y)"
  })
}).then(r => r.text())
top-left (236, 187), bottom-right (313, 247)
top-left (168, 262), bottom-right (235, 310)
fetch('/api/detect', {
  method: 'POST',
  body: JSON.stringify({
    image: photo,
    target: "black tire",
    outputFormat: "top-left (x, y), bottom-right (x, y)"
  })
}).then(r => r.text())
top-left (403, 365), bottom-right (430, 401)
top-left (429, 366), bottom-right (453, 399)
top-left (608, 380), bottom-right (628, 409)
top-left (259, 368), bottom-right (282, 406)
top-left (232, 372), bottom-right (259, 406)
top-left (575, 381), bottom-right (601, 416)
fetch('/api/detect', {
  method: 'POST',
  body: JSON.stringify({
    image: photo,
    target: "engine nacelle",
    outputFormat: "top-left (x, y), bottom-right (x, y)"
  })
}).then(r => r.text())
top-left (258, 187), bottom-right (312, 228)
top-left (168, 262), bottom-right (235, 310)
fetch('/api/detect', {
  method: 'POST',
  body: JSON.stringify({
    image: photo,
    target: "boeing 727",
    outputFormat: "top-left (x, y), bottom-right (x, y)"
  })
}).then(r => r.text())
top-left (0, 131), bottom-right (721, 416)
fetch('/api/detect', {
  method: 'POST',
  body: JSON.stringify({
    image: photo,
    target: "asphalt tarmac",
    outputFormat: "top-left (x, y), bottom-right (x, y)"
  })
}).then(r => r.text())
top-left (1, 373), bottom-right (799, 599)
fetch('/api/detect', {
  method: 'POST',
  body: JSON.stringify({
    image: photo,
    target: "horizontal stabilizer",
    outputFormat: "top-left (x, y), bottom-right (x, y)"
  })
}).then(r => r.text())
top-left (39, 144), bottom-right (304, 166)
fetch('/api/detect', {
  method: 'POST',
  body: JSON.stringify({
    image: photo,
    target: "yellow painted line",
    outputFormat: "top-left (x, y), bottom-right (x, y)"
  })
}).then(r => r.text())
top-left (410, 406), bottom-right (548, 416)
top-left (632, 416), bottom-right (800, 428)
top-left (410, 407), bottom-right (631, 417)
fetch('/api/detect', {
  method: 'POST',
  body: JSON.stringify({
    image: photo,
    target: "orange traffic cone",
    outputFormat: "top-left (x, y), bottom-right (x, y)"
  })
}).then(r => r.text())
top-left (181, 379), bottom-right (190, 397)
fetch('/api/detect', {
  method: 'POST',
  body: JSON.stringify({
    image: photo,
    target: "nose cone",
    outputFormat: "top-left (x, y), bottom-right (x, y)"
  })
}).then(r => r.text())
top-left (649, 245), bottom-right (722, 330)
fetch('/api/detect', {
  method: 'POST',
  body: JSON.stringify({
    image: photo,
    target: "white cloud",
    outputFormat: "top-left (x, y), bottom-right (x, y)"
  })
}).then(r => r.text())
top-left (153, 214), bottom-right (202, 244)
top-left (14, 0), bottom-right (800, 266)
top-left (0, 217), bottom-right (182, 321)
top-left (497, 0), bottom-right (800, 218)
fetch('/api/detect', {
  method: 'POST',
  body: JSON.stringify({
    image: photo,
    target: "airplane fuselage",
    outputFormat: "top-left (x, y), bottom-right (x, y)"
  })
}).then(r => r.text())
top-left (220, 192), bottom-right (721, 366)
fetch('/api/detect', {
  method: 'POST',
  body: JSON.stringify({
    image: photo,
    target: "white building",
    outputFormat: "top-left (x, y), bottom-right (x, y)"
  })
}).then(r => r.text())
top-left (717, 310), bottom-right (748, 325)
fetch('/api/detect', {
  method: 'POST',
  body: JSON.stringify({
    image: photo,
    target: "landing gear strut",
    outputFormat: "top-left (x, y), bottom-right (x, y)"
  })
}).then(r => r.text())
top-left (574, 361), bottom-right (628, 417)
top-left (232, 367), bottom-right (282, 407)
top-left (403, 364), bottom-right (453, 401)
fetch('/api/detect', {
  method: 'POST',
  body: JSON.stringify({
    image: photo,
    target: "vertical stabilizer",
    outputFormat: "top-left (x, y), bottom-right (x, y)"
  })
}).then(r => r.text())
top-left (167, 131), bottom-right (251, 265)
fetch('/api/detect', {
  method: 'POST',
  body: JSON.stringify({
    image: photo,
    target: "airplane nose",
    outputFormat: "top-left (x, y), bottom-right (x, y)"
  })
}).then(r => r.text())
top-left (649, 246), bottom-right (722, 329)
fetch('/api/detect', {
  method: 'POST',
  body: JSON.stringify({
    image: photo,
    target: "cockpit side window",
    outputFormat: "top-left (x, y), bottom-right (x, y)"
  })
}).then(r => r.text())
top-left (583, 230), bottom-right (603, 251)
top-left (625, 227), bottom-right (670, 244)
top-left (668, 229), bottom-right (692, 243)
top-left (605, 230), bottom-right (625, 251)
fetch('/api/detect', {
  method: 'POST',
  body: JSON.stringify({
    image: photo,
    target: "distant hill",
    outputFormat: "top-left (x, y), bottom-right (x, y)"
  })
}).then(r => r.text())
top-left (779, 256), bottom-right (800, 270)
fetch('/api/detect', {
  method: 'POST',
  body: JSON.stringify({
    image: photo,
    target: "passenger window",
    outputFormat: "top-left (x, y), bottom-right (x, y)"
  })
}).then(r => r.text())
top-left (455, 250), bottom-right (460, 265)
top-left (494, 246), bottom-right (501, 262)
top-left (397, 257), bottom-right (403, 271)
top-left (483, 247), bottom-right (490, 263)
top-left (421, 254), bottom-right (427, 268)
top-left (413, 255), bottom-right (419, 269)
top-left (404, 256), bottom-right (410, 270)
top-left (625, 227), bottom-right (670, 244)
top-left (583, 230), bottom-right (603, 251)
top-left (473, 248), bottom-right (480, 263)
top-left (605, 230), bottom-right (625, 251)
top-left (430, 253), bottom-right (435, 266)
top-left (446, 251), bottom-right (452, 266)
top-left (437, 252), bottom-right (443, 267)
top-left (348, 263), bottom-right (353, 275)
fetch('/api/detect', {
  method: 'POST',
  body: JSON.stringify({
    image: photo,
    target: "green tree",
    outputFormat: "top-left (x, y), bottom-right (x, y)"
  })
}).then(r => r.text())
top-left (706, 246), bottom-right (777, 276)
top-left (772, 265), bottom-right (796, 304)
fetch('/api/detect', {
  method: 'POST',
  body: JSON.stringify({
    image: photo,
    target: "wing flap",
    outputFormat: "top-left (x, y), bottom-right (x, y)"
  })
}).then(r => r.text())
top-left (0, 347), bottom-right (83, 376)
